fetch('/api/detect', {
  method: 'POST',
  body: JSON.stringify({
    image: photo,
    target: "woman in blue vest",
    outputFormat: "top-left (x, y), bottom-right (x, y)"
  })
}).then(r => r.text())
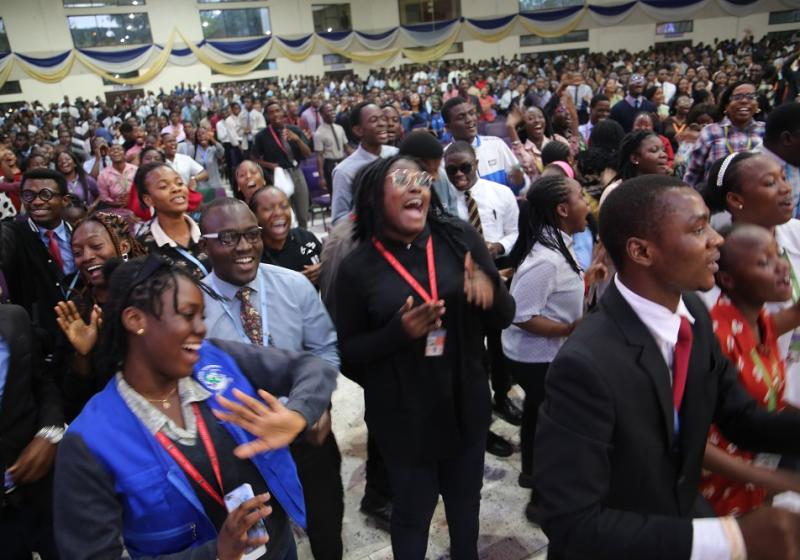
top-left (53, 255), bottom-right (337, 560)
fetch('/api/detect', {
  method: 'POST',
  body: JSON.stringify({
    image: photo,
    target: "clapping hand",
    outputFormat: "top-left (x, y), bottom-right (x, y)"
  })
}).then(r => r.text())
top-left (399, 295), bottom-right (445, 339)
top-left (54, 301), bottom-right (102, 356)
top-left (214, 388), bottom-right (307, 458)
top-left (464, 252), bottom-right (494, 310)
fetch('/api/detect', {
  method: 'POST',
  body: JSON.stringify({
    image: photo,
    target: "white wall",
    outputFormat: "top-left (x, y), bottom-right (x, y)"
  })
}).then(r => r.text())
top-left (0, 0), bottom-right (795, 104)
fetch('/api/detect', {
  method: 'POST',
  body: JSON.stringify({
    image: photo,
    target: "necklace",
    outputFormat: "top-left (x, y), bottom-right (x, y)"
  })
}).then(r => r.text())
top-left (144, 386), bottom-right (178, 409)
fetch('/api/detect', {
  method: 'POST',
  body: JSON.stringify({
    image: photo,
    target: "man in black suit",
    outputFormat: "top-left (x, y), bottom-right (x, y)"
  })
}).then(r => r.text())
top-left (609, 74), bottom-right (656, 133)
top-left (534, 175), bottom-right (800, 560)
top-left (0, 304), bottom-right (65, 559)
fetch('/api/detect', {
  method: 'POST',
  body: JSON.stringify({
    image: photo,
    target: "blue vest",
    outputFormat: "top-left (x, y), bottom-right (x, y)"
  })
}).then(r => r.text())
top-left (69, 340), bottom-right (306, 558)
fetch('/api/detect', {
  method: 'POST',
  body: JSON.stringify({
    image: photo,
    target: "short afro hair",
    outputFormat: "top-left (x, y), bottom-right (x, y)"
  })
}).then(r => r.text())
top-left (599, 174), bottom-right (688, 271)
top-left (765, 102), bottom-right (800, 144)
top-left (21, 168), bottom-right (68, 196)
top-left (399, 130), bottom-right (444, 160)
top-left (441, 96), bottom-right (468, 124)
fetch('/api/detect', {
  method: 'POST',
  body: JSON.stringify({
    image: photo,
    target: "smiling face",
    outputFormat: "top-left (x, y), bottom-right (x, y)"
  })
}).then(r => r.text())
top-left (235, 161), bottom-right (266, 203)
top-left (382, 106), bottom-right (402, 143)
top-left (72, 220), bottom-right (125, 289)
top-left (202, 203), bottom-right (263, 286)
top-left (446, 102), bottom-right (478, 142)
top-left (56, 151), bottom-right (75, 175)
top-left (108, 143), bottom-right (125, 164)
top-left (252, 187), bottom-right (292, 245)
top-left (524, 106), bottom-right (546, 140)
top-left (728, 155), bottom-right (794, 229)
top-left (381, 159), bottom-right (431, 243)
top-left (141, 166), bottom-right (188, 215)
top-left (725, 83), bottom-right (758, 127)
top-left (645, 188), bottom-right (723, 293)
top-left (23, 178), bottom-right (64, 229)
top-left (129, 274), bottom-right (207, 377)
top-left (634, 135), bottom-right (669, 175)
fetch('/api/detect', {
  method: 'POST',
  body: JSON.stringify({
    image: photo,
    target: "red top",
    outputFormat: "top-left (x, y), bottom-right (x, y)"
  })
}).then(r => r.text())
top-left (699, 295), bottom-right (785, 516)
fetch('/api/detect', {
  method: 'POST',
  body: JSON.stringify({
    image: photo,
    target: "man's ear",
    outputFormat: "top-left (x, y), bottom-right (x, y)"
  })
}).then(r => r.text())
top-left (626, 236), bottom-right (654, 268)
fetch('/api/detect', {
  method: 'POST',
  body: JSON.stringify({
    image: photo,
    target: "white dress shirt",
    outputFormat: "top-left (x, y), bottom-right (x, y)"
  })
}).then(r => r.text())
top-left (454, 177), bottom-right (519, 255)
top-left (166, 153), bottom-right (204, 185)
top-left (614, 275), bottom-right (743, 560)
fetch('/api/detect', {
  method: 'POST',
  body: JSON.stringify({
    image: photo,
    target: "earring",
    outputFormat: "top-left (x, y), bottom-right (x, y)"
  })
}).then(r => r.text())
top-left (738, 205), bottom-right (743, 210)
top-left (633, 161), bottom-right (639, 166)
top-left (136, 328), bottom-right (145, 336)
top-left (122, 252), bottom-right (129, 262)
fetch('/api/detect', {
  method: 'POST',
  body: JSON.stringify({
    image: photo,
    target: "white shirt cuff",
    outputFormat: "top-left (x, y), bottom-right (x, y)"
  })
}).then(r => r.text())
top-left (690, 517), bottom-right (746, 560)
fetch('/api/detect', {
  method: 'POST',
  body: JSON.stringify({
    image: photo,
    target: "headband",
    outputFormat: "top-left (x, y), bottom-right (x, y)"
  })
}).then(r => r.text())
top-left (716, 152), bottom-right (738, 188)
top-left (551, 161), bottom-right (575, 179)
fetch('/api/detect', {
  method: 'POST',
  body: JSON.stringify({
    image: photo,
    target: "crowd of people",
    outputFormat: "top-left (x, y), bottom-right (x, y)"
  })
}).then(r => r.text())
top-left (2, 28), bottom-right (800, 560)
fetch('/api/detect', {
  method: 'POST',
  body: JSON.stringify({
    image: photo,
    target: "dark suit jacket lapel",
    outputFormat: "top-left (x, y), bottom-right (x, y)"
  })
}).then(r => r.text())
top-left (602, 282), bottom-right (676, 448)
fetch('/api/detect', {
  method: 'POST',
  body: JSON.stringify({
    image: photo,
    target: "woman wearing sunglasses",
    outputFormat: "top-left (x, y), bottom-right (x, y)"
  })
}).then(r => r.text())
top-left (683, 81), bottom-right (765, 187)
top-left (54, 255), bottom-right (337, 560)
top-left (333, 155), bottom-right (515, 559)
top-left (135, 162), bottom-right (211, 279)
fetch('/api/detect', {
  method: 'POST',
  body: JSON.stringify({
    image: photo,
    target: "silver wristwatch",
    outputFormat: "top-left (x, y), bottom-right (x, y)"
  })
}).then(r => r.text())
top-left (36, 425), bottom-right (66, 444)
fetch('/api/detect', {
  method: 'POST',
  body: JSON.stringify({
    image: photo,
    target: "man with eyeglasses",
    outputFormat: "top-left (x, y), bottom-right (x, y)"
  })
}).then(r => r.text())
top-left (0, 169), bottom-right (75, 346)
top-left (199, 198), bottom-right (345, 560)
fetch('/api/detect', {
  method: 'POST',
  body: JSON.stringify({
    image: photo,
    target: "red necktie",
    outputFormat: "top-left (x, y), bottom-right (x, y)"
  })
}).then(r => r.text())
top-left (46, 229), bottom-right (65, 272)
top-left (672, 317), bottom-right (693, 412)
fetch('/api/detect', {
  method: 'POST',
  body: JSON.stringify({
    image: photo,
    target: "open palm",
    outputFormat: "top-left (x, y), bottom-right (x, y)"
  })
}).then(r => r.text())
top-left (55, 300), bottom-right (102, 356)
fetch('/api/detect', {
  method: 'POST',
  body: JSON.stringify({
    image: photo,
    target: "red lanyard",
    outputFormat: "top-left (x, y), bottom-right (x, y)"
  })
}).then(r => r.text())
top-left (372, 236), bottom-right (438, 303)
top-left (155, 403), bottom-right (225, 508)
top-left (268, 126), bottom-right (290, 158)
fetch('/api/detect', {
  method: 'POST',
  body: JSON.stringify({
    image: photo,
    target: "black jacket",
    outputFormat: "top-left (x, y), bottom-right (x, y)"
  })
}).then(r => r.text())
top-left (334, 221), bottom-right (515, 464)
top-left (0, 219), bottom-right (71, 342)
top-left (534, 282), bottom-right (800, 560)
top-left (0, 304), bottom-right (64, 471)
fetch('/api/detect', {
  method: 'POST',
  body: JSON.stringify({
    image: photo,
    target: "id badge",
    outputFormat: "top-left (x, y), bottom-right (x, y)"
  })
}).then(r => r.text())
top-left (425, 329), bottom-right (446, 357)
top-left (224, 483), bottom-right (268, 559)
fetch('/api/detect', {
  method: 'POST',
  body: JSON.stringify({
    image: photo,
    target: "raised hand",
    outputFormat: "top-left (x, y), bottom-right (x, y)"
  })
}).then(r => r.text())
top-left (213, 388), bottom-right (307, 458)
top-left (54, 301), bottom-right (102, 356)
top-left (464, 252), bottom-right (494, 310)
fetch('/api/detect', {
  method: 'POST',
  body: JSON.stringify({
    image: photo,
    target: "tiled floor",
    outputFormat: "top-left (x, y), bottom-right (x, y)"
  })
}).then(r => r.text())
top-left (293, 377), bottom-right (550, 560)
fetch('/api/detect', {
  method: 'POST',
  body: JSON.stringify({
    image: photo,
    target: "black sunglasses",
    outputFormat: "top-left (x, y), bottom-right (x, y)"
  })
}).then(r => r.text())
top-left (445, 163), bottom-right (474, 177)
top-left (22, 188), bottom-right (62, 204)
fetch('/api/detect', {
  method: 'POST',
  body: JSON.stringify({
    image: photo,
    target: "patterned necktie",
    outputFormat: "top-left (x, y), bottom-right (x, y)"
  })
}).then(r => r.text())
top-left (46, 230), bottom-right (65, 272)
top-left (464, 189), bottom-right (483, 236)
top-left (236, 287), bottom-right (262, 346)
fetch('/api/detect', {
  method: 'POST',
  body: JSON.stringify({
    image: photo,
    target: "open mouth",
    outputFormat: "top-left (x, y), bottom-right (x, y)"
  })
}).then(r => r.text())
top-left (170, 195), bottom-right (186, 205)
top-left (403, 198), bottom-right (424, 215)
top-left (270, 218), bottom-right (289, 236)
top-left (707, 252), bottom-right (720, 273)
top-left (233, 256), bottom-right (256, 271)
top-left (84, 263), bottom-right (103, 281)
top-left (181, 342), bottom-right (201, 360)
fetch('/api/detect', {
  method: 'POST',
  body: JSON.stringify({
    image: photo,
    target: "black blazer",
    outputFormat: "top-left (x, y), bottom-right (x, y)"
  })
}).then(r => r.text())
top-left (0, 304), bottom-right (64, 470)
top-left (0, 219), bottom-right (70, 342)
top-left (534, 281), bottom-right (800, 560)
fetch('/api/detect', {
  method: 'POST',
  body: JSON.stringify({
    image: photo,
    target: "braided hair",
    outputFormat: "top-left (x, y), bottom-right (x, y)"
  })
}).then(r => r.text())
top-left (94, 256), bottom-right (217, 380)
top-left (614, 130), bottom-right (659, 182)
top-left (509, 175), bottom-right (581, 275)
top-left (351, 155), bottom-right (470, 257)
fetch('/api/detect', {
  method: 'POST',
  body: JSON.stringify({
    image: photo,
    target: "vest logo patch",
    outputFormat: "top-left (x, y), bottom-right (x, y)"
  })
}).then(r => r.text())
top-left (197, 364), bottom-right (232, 393)
top-left (488, 159), bottom-right (497, 166)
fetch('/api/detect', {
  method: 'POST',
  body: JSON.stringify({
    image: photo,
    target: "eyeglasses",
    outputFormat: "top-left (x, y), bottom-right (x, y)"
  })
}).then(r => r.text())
top-left (388, 169), bottom-right (433, 190)
top-left (201, 227), bottom-right (262, 246)
top-left (445, 163), bottom-right (474, 177)
top-left (730, 93), bottom-right (758, 102)
top-left (21, 188), bottom-right (62, 204)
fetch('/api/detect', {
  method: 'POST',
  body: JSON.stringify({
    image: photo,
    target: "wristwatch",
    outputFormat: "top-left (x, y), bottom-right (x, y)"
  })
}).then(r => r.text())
top-left (36, 425), bottom-right (65, 444)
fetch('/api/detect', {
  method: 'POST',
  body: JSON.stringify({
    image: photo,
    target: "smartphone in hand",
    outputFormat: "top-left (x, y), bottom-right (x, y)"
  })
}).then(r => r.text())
top-left (224, 483), bottom-right (268, 560)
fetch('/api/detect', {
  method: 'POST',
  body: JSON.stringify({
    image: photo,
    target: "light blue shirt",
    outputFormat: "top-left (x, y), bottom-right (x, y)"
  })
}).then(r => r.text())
top-left (0, 335), bottom-right (8, 405)
top-left (330, 144), bottom-right (399, 225)
top-left (35, 219), bottom-right (75, 275)
top-left (202, 264), bottom-right (340, 370)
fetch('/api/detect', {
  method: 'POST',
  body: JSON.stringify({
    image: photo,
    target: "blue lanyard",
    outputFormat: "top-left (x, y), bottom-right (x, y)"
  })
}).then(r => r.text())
top-left (174, 247), bottom-right (209, 277)
top-left (212, 273), bottom-right (272, 347)
top-left (63, 273), bottom-right (80, 300)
